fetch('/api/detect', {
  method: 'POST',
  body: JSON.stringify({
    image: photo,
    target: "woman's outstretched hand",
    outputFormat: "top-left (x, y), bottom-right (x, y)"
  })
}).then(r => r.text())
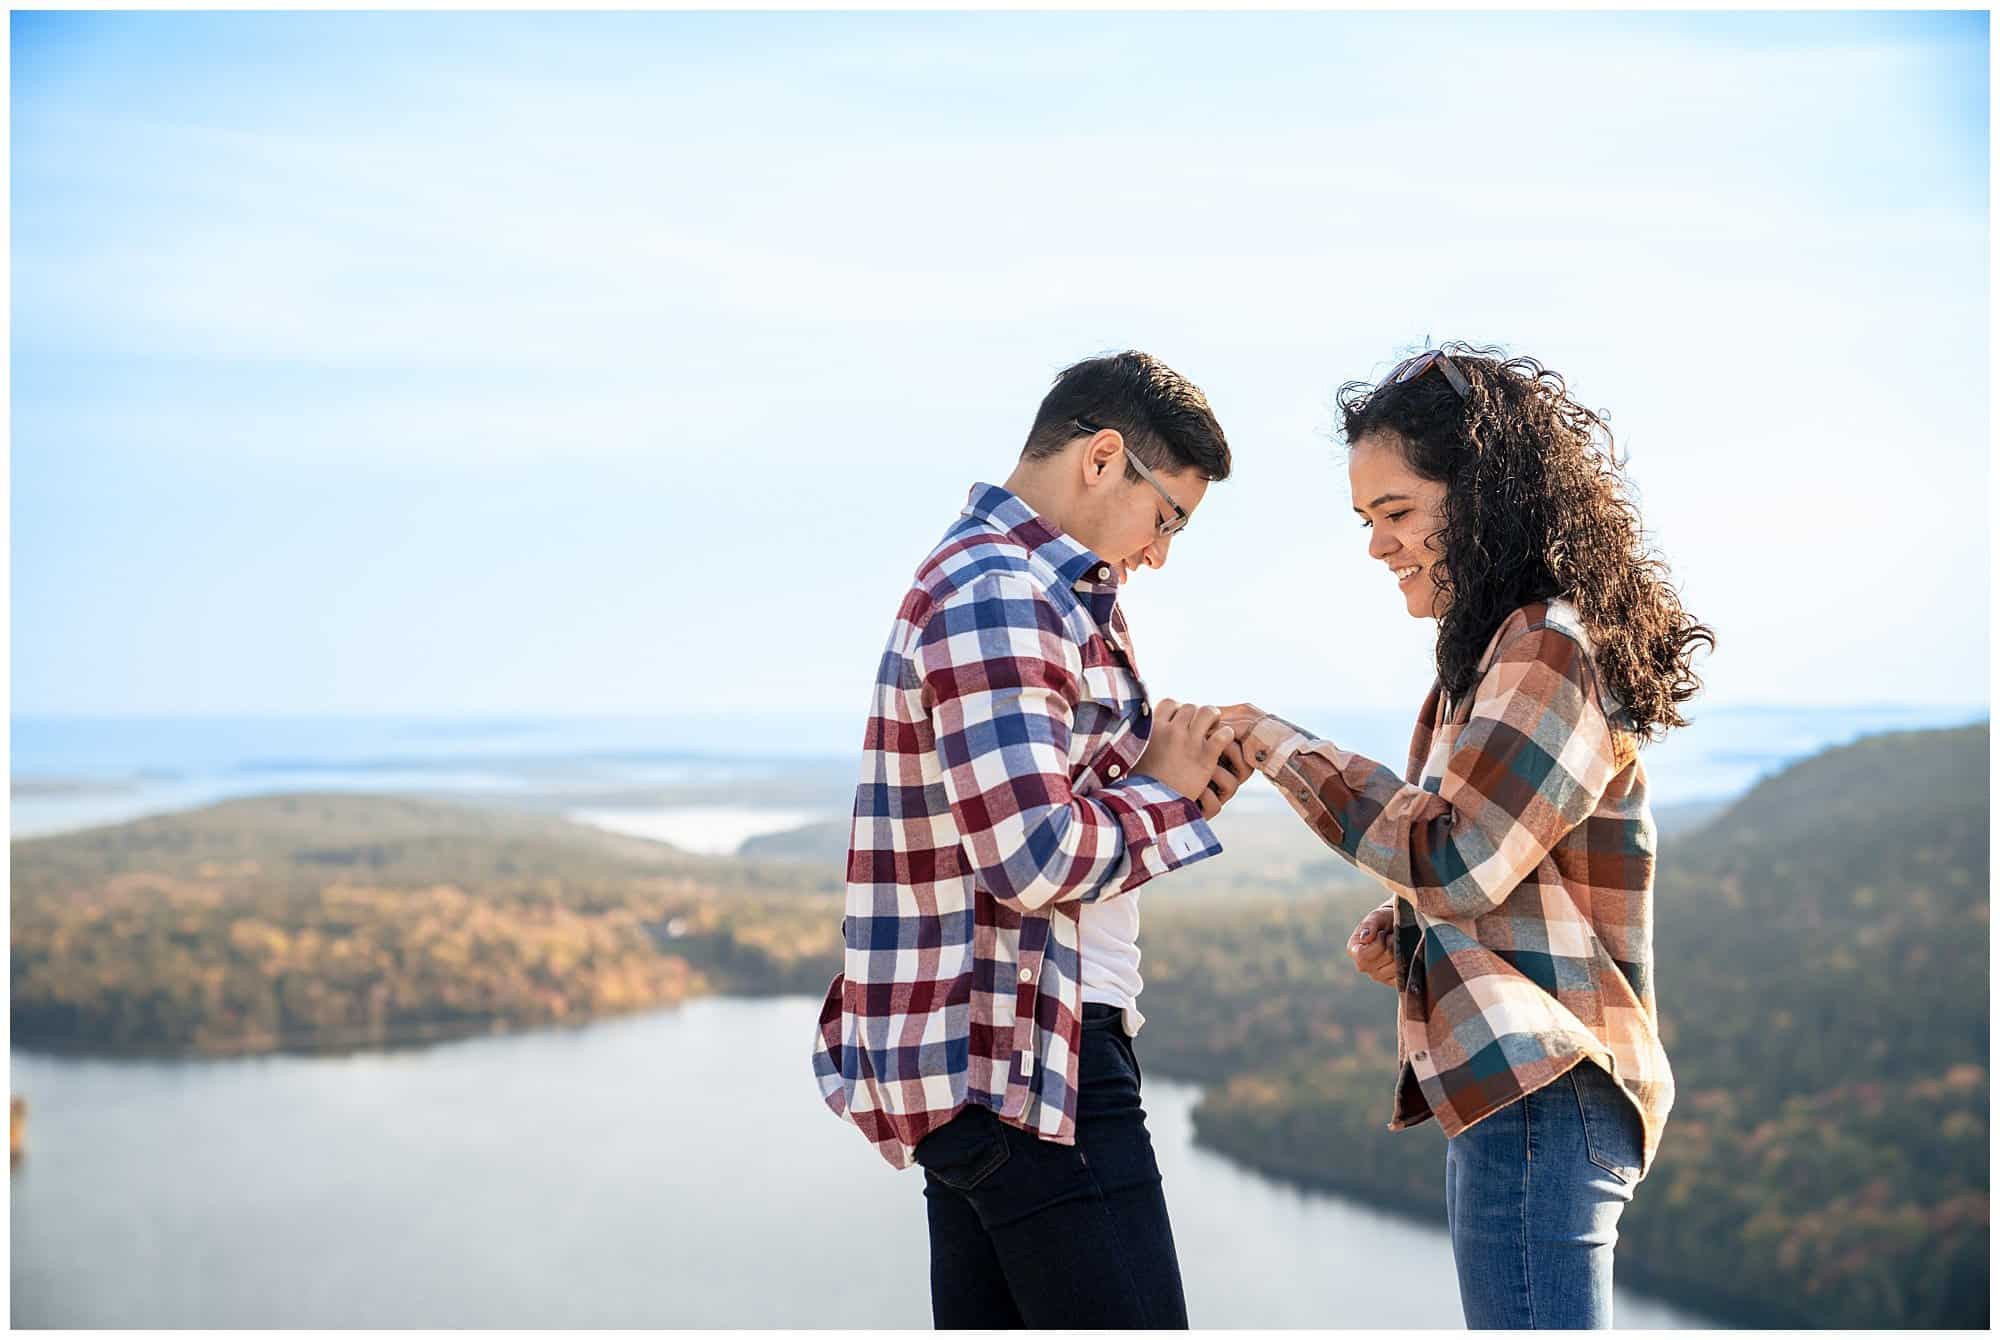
top-left (1348, 904), bottom-right (1398, 987)
top-left (1212, 703), bottom-right (1267, 744)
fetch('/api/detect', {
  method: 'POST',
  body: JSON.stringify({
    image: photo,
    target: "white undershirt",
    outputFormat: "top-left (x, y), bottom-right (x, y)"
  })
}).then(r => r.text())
top-left (1078, 890), bottom-right (1146, 1036)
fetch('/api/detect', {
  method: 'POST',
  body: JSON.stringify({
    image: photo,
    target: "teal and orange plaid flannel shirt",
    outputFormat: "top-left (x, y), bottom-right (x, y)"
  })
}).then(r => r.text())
top-left (1239, 600), bottom-right (1673, 1176)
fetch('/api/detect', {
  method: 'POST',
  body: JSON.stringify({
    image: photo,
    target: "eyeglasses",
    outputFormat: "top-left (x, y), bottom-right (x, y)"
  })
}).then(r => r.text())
top-left (1385, 349), bottom-right (1471, 400)
top-left (1072, 417), bottom-right (1192, 536)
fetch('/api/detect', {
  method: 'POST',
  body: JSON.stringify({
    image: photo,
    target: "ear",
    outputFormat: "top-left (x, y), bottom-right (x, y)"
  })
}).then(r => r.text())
top-left (1079, 428), bottom-right (1125, 490)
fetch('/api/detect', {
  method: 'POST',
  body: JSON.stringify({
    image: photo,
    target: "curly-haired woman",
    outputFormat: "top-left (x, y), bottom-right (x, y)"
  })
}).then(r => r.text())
top-left (1217, 345), bottom-right (1712, 1329)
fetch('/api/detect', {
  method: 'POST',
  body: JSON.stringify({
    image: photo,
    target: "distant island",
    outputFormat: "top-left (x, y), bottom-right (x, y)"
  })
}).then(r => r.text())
top-left (10, 725), bottom-right (1990, 1327)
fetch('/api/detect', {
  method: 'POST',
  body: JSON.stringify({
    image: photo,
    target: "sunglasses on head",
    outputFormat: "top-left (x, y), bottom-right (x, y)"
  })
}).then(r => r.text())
top-left (1385, 349), bottom-right (1471, 399)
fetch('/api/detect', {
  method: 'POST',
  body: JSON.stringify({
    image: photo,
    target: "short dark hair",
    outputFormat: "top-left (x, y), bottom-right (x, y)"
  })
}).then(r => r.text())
top-left (1020, 350), bottom-right (1231, 482)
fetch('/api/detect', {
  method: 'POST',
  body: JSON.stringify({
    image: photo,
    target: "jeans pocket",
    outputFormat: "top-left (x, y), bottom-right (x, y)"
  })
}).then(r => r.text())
top-left (1116, 1029), bottom-right (1143, 1089)
top-left (1569, 1064), bottom-right (1642, 1186)
top-left (913, 1108), bottom-right (1012, 1193)
top-left (1076, 1024), bottom-right (1143, 1128)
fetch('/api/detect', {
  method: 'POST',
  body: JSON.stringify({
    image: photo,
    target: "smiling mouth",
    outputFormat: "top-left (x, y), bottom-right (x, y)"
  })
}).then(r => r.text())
top-left (1393, 564), bottom-right (1421, 585)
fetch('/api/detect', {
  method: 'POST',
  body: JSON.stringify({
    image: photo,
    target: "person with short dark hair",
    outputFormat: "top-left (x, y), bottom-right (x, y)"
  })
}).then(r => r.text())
top-left (1217, 345), bottom-right (1712, 1330)
top-left (812, 350), bottom-right (1246, 1329)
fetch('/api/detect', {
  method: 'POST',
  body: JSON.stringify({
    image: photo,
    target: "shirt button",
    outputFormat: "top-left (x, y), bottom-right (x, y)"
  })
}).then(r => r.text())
top-left (1107, 763), bottom-right (1123, 778)
top-left (1412, 1050), bottom-right (1427, 1062)
top-left (1019, 968), bottom-right (1033, 983)
top-left (1097, 565), bottom-right (1110, 580)
top-left (1140, 703), bottom-right (1150, 715)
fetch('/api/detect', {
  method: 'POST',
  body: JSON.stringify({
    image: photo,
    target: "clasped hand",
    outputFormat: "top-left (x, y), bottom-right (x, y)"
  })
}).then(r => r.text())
top-left (1134, 699), bottom-right (1254, 821)
top-left (1347, 903), bottom-right (1398, 987)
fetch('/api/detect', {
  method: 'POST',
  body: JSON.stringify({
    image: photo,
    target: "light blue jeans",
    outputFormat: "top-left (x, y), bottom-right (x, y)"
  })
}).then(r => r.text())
top-left (1443, 1060), bottom-right (1645, 1329)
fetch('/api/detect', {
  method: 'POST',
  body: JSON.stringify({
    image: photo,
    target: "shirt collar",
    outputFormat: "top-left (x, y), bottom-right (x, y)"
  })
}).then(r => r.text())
top-left (963, 483), bottom-right (1119, 592)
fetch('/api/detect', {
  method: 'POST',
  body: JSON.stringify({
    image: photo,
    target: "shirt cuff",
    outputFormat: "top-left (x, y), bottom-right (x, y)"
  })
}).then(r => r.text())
top-left (1241, 713), bottom-right (1314, 776)
top-left (1103, 775), bottom-right (1223, 888)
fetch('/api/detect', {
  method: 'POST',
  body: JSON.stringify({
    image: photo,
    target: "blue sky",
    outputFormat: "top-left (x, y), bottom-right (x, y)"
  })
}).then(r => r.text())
top-left (10, 10), bottom-right (1990, 717)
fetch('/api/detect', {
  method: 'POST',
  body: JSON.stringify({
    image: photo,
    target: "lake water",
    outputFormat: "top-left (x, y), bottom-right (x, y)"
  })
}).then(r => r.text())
top-left (564, 804), bottom-right (825, 855)
top-left (10, 996), bottom-right (1712, 1328)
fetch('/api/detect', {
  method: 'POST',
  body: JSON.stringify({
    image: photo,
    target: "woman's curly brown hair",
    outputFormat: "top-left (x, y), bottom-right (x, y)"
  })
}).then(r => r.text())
top-left (1337, 343), bottom-right (1713, 739)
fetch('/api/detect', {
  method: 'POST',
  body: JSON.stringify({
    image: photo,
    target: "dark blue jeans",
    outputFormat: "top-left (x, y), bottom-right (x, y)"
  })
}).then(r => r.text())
top-left (1444, 1060), bottom-right (1646, 1328)
top-left (914, 1004), bottom-right (1189, 1329)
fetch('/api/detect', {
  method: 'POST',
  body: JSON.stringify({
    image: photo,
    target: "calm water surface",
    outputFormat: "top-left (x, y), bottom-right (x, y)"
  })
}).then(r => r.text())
top-left (11, 997), bottom-right (1713, 1328)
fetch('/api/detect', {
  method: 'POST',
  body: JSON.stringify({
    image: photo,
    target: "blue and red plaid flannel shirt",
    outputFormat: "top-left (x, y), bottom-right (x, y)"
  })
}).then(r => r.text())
top-left (812, 482), bottom-right (1222, 1170)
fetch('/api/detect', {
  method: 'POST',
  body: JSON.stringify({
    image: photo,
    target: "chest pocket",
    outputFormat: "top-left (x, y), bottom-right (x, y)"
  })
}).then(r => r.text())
top-left (1074, 659), bottom-right (1143, 780)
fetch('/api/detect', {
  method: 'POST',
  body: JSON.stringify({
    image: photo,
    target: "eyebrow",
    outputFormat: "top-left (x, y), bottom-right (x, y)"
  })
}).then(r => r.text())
top-left (1354, 492), bottom-right (1414, 513)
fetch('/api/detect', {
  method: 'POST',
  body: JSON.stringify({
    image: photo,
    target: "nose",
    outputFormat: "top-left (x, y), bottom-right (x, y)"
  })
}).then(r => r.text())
top-left (1367, 525), bottom-right (1397, 562)
top-left (1141, 532), bottom-right (1174, 571)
